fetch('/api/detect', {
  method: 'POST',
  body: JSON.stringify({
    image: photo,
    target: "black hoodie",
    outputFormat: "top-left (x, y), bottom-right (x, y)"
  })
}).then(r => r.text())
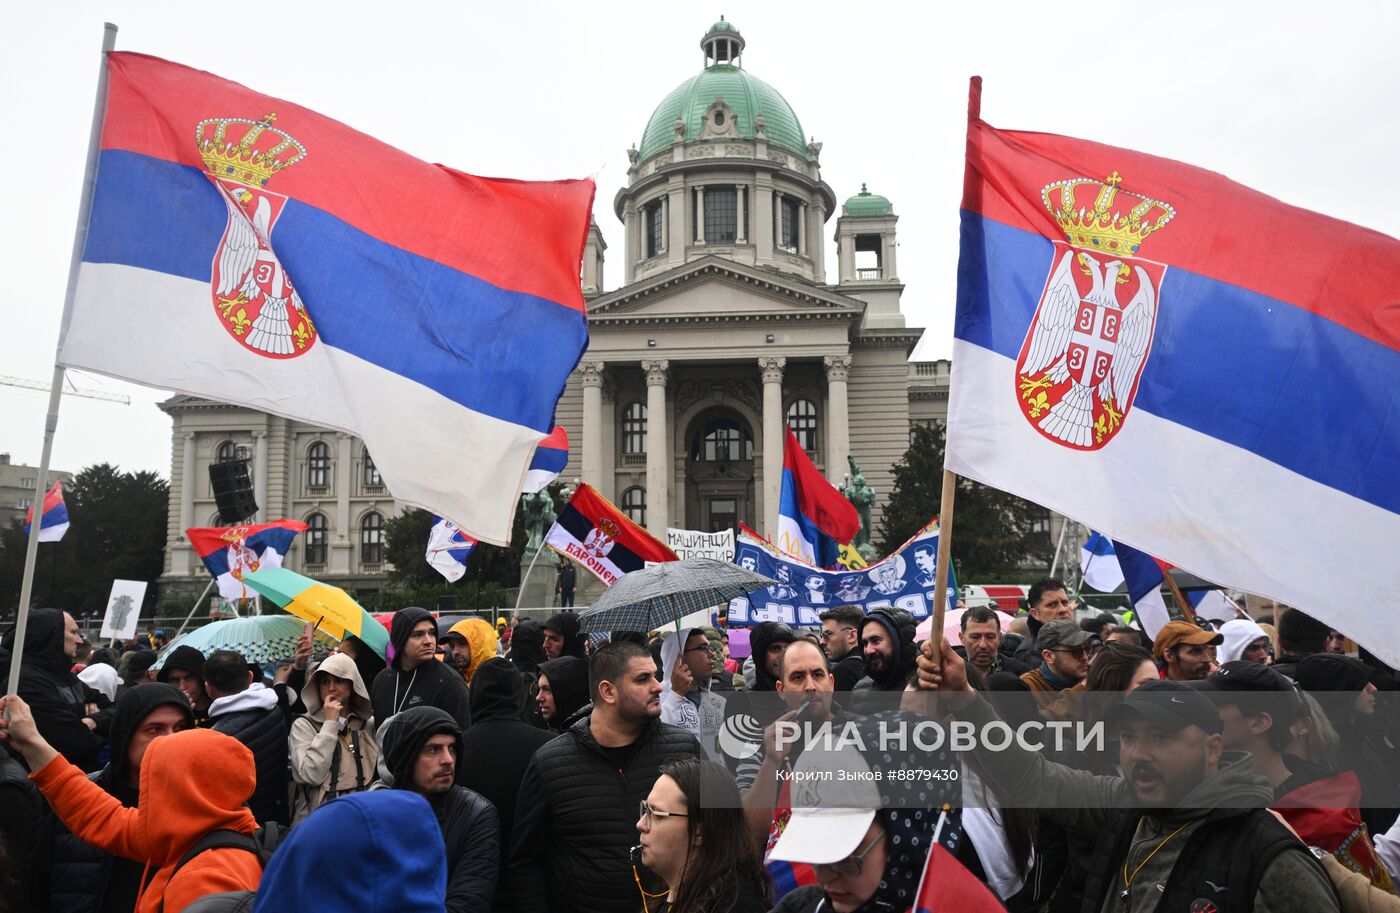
top-left (856, 607), bottom-right (919, 691)
top-left (156, 644), bottom-right (211, 723)
top-left (748, 622), bottom-right (797, 692)
top-left (50, 683), bottom-right (194, 913)
top-left (459, 659), bottom-right (555, 913)
top-left (371, 607), bottom-right (472, 735)
top-left (508, 621), bottom-right (548, 676)
top-left (542, 612), bottom-right (587, 658)
top-left (0, 607), bottom-right (102, 772)
top-left (538, 657), bottom-right (591, 730)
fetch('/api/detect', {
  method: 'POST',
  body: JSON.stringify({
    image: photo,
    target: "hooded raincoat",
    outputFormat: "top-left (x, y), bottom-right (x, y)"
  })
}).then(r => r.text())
top-left (447, 618), bottom-right (500, 686)
top-left (288, 652), bottom-right (379, 822)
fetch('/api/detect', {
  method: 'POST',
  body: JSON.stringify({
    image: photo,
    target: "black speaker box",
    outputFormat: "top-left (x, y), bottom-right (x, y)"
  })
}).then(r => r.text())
top-left (209, 459), bottom-right (259, 525)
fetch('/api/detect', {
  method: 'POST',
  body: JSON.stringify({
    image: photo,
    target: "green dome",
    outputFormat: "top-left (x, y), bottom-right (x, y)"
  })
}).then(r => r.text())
top-left (844, 184), bottom-right (892, 216)
top-left (637, 64), bottom-right (806, 162)
top-left (709, 17), bottom-right (736, 32)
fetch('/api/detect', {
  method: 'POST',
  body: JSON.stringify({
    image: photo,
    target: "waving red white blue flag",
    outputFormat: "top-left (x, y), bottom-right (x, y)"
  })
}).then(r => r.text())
top-left (426, 516), bottom-right (477, 583)
top-left (23, 480), bottom-right (70, 542)
top-left (947, 81), bottom-right (1400, 666)
top-left (57, 53), bottom-right (594, 545)
top-left (187, 519), bottom-right (308, 603)
top-left (522, 426), bottom-right (569, 494)
top-left (776, 427), bottom-right (859, 569)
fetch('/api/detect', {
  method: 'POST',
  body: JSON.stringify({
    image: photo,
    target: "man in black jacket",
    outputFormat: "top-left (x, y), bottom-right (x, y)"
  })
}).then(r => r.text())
top-left (543, 611), bottom-right (586, 659)
top-left (852, 607), bottom-right (918, 704)
top-left (203, 649), bottom-right (290, 825)
top-left (509, 640), bottom-right (700, 913)
top-left (48, 683), bottom-right (194, 913)
top-left (1012, 577), bottom-right (1075, 668)
top-left (459, 658), bottom-right (554, 913)
top-left (818, 605), bottom-right (866, 691)
top-left (537, 656), bottom-right (591, 732)
top-left (377, 705), bottom-right (500, 913)
top-left (156, 644), bottom-right (213, 724)
top-left (0, 608), bottom-right (104, 772)
top-left (372, 607), bottom-right (472, 732)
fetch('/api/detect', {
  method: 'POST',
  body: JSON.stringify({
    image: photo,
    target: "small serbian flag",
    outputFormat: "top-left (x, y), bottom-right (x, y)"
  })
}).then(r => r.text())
top-left (24, 480), bottom-right (70, 542)
top-left (776, 427), bottom-right (859, 569)
top-left (914, 810), bottom-right (1004, 913)
top-left (187, 519), bottom-right (308, 603)
top-left (1112, 539), bottom-right (1174, 639)
top-left (426, 516), bottom-right (477, 583)
top-left (521, 426), bottom-right (569, 494)
top-left (544, 483), bottom-right (677, 586)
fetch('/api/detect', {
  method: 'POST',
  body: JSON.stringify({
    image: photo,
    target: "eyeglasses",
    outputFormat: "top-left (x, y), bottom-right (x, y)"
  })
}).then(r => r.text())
top-left (684, 643), bottom-right (714, 655)
top-left (1051, 645), bottom-right (1092, 659)
top-left (813, 829), bottom-right (884, 877)
top-left (819, 627), bottom-right (856, 641)
top-left (638, 800), bottom-right (689, 825)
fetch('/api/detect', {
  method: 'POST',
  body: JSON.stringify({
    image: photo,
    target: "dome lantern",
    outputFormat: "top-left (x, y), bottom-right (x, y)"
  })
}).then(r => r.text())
top-left (702, 16), bottom-right (745, 68)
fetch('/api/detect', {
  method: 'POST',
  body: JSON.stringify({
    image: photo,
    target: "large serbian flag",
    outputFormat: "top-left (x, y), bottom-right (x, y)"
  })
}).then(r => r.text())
top-left (187, 519), bottom-right (308, 603)
top-left (57, 53), bottom-right (594, 546)
top-left (544, 484), bottom-right (677, 586)
top-left (947, 79), bottom-right (1400, 667)
top-left (23, 480), bottom-right (70, 543)
top-left (775, 427), bottom-right (859, 569)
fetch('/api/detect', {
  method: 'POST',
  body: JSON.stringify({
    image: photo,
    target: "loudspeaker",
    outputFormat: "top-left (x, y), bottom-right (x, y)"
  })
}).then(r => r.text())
top-left (209, 459), bottom-right (259, 524)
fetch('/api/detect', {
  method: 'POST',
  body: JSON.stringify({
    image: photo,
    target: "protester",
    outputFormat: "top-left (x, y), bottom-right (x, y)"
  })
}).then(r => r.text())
top-left (374, 706), bottom-right (500, 913)
top-left (183, 791), bottom-right (449, 913)
top-left (1083, 642), bottom-right (1157, 695)
top-left (747, 622), bottom-right (797, 692)
top-left (508, 620), bottom-right (548, 678)
top-left (48, 683), bottom-right (195, 913)
top-left (370, 607), bottom-right (472, 732)
top-left (659, 628), bottom-right (723, 749)
top-left (1104, 625), bottom-right (1151, 650)
top-left (0, 740), bottom-right (45, 912)
top-left (818, 605), bottom-right (867, 691)
top-left (204, 649), bottom-right (291, 825)
top-left (118, 649), bottom-right (159, 692)
top-left (1220, 618), bottom-right (1273, 665)
top-left (1019, 619), bottom-right (1090, 721)
top-left (538, 656), bottom-right (592, 731)
top-left (959, 605), bottom-right (1030, 679)
top-left (288, 652), bottom-right (377, 822)
top-left (916, 642), bottom-right (1342, 913)
top-left (1153, 621), bottom-right (1223, 681)
top-left (79, 657), bottom-right (120, 704)
top-left (0, 607), bottom-right (103, 771)
top-left (158, 645), bottom-right (213, 724)
top-left (544, 611), bottom-right (587, 659)
top-left (636, 758), bottom-right (768, 913)
top-left (1013, 577), bottom-right (1074, 666)
top-left (509, 640), bottom-right (700, 913)
top-left (853, 607), bottom-right (917, 698)
top-left (459, 657), bottom-right (555, 913)
top-left (442, 618), bottom-right (500, 687)
top-left (1275, 609), bottom-right (1332, 679)
top-left (1, 696), bottom-right (264, 913)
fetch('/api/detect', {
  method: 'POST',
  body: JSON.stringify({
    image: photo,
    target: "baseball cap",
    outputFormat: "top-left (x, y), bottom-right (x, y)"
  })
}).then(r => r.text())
top-left (1152, 621), bottom-right (1223, 661)
top-left (767, 741), bottom-right (882, 866)
top-left (1193, 661), bottom-right (1301, 727)
top-left (1037, 619), bottom-right (1091, 651)
top-left (1105, 679), bottom-right (1223, 734)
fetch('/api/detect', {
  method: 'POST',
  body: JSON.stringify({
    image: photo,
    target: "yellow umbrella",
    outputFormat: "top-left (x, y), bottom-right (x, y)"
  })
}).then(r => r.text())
top-left (242, 567), bottom-right (390, 658)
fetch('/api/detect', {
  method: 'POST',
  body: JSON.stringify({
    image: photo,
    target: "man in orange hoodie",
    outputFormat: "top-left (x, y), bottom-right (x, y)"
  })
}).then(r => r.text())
top-left (1, 694), bottom-right (262, 913)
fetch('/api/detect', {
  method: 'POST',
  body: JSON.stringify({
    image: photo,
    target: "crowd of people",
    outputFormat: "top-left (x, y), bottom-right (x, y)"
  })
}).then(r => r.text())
top-left (1, 583), bottom-right (1399, 913)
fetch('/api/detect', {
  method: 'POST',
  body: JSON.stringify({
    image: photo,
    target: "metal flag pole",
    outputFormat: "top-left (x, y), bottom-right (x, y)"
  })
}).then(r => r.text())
top-left (173, 578), bottom-right (217, 640)
top-left (8, 22), bottom-right (119, 700)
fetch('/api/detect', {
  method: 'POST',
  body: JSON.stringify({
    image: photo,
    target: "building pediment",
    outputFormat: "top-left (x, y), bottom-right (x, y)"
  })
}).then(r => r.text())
top-left (587, 257), bottom-right (865, 325)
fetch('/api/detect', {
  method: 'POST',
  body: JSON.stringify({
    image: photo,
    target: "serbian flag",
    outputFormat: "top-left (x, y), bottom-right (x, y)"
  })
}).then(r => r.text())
top-left (187, 519), bottom-right (308, 603)
top-left (23, 480), bottom-right (70, 542)
top-left (521, 426), bottom-right (569, 494)
top-left (544, 483), bottom-right (677, 586)
top-left (776, 427), bottom-right (859, 568)
top-left (946, 78), bottom-right (1400, 667)
top-left (913, 810), bottom-right (1003, 913)
top-left (1079, 530), bottom-right (1125, 593)
top-left (426, 516), bottom-right (477, 583)
top-left (1112, 539), bottom-right (1174, 639)
top-left (56, 53), bottom-right (594, 546)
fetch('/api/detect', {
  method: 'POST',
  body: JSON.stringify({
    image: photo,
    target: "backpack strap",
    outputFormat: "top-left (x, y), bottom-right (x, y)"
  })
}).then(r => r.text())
top-left (156, 830), bottom-right (259, 913)
top-left (350, 728), bottom-right (366, 793)
top-left (324, 738), bottom-right (345, 802)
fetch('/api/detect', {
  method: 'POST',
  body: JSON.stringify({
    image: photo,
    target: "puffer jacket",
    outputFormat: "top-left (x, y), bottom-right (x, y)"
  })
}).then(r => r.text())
top-left (288, 652), bottom-right (378, 822)
top-left (0, 608), bottom-right (103, 771)
top-left (208, 685), bottom-right (290, 825)
top-left (508, 716), bottom-right (701, 913)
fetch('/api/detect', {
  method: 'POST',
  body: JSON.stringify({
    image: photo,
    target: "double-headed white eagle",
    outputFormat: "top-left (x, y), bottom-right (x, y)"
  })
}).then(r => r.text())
top-left (216, 185), bottom-right (305, 356)
top-left (1021, 250), bottom-right (1155, 447)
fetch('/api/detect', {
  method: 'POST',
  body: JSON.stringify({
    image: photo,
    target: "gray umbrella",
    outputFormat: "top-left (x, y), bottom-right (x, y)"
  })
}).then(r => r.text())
top-left (578, 557), bottom-right (776, 633)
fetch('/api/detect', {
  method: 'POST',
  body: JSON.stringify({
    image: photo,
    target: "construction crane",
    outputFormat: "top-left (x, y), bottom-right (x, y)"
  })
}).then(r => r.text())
top-left (0, 374), bottom-right (130, 405)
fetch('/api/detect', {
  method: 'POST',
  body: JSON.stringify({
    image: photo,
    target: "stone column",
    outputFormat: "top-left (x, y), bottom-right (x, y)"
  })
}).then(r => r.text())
top-left (642, 360), bottom-right (670, 535)
top-left (623, 204), bottom-right (638, 284)
top-left (824, 355), bottom-right (852, 486)
top-left (695, 187), bottom-right (705, 244)
top-left (253, 431), bottom-right (268, 523)
top-left (660, 194), bottom-right (669, 252)
top-left (798, 201), bottom-right (807, 256)
top-left (736, 183), bottom-right (747, 243)
top-left (176, 432), bottom-right (196, 574)
top-left (759, 356), bottom-right (786, 537)
top-left (579, 361), bottom-right (606, 489)
top-left (774, 190), bottom-right (785, 249)
top-left (755, 176), bottom-right (774, 261)
top-left (811, 201), bottom-right (828, 282)
top-left (333, 432), bottom-right (353, 573)
top-left (668, 179), bottom-right (686, 266)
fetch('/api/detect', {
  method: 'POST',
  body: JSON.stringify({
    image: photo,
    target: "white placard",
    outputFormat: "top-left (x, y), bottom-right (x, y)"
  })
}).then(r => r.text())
top-left (100, 580), bottom-right (148, 641)
top-left (666, 528), bottom-right (735, 563)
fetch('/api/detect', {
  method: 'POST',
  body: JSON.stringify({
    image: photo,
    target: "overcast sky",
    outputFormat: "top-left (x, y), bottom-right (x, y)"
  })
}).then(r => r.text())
top-left (4, 1), bottom-right (1398, 480)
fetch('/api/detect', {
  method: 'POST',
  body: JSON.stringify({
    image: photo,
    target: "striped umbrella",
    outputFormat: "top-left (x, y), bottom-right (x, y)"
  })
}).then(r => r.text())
top-left (153, 615), bottom-right (339, 667)
top-left (578, 558), bottom-right (776, 633)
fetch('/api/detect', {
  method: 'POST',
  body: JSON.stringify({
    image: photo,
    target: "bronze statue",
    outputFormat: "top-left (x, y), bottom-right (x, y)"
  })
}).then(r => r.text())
top-left (521, 489), bottom-right (556, 555)
top-left (843, 455), bottom-right (876, 548)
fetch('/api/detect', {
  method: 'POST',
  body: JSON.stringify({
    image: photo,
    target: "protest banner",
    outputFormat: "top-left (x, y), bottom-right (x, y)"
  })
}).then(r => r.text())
top-left (100, 579), bottom-right (148, 641)
top-left (666, 527), bottom-right (735, 563)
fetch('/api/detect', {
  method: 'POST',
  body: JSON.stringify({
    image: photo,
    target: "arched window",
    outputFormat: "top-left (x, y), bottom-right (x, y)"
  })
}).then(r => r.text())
top-left (693, 420), bottom-right (753, 462)
top-left (307, 441), bottom-right (331, 489)
top-left (787, 399), bottom-right (819, 456)
top-left (360, 511), bottom-right (384, 565)
top-left (621, 487), bottom-right (646, 527)
top-left (304, 512), bottom-right (329, 566)
top-left (215, 440), bottom-right (238, 463)
top-left (363, 446), bottom-right (382, 488)
top-left (622, 402), bottom-right (647, 455)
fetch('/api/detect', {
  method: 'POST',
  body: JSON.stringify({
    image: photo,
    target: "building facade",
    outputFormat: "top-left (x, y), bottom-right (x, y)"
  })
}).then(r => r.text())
top-left (157, 19), bottom-right (951, 597)
top-left (0, 454), bottom-right (74, 528)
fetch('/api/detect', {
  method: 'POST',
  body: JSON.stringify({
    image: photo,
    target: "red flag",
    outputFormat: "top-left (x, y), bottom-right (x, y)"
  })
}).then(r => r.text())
top-left (914, 815), bottom-right (1004, 913)
top-left (544, 483), bottom-right (677, 585)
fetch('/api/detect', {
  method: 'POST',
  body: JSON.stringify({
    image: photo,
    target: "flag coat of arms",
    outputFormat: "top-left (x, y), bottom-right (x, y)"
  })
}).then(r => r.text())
top-left (948, 84), bottom-right (1400, 666)
top-left (58, 53), bottom-right (594, 545)
top-left (426, 516), bottom-right (477, 583)
top-left (187, 519), bottom-right (308, 603)
top-left (23, 480), bottom-right (70, 543)
top-left (545, 483), bottom-right (677, 586)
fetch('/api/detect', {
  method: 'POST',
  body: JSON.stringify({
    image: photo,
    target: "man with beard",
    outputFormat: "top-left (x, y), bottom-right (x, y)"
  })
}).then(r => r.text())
top-left (0, 608), bottom-right (104, 771)
top-left (543, 612), bottom-right (586, 660)
top-left (1019, 619), bottom-right (1092, 722)
top-left (371, 607), bottom-right (471, 733)
top-left (917, 642), bottom-right (1341, 913)
top-left (818, 605), bottom-right (866, 692)
top-left (509, 641), bottom-right (699, 913)
top-left (375, 706), bottom-right (500, 913)
top-left (47, 683), bottom-right (194, 913)
top-left (852, 608), bottom-right (917, 710)
top-left (1154, 621), bottom-right (1223, 681)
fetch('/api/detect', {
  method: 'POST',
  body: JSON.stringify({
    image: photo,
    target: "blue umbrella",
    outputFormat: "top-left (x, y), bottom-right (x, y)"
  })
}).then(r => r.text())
top-left (153, 615), bottom-right (338, 667)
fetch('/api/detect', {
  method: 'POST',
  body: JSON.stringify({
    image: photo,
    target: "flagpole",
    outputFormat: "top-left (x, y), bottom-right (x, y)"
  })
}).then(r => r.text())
top-left (1162, 571), bottom-right (1198, 624)
top-left (8, 22), bottom-right (118, 701)
top-left (928, 470), bottom-right (957, 660)
top-left (172, 578), bottom-right (217, 640)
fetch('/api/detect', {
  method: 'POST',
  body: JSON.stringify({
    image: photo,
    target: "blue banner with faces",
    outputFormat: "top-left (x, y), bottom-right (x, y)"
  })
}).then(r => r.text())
top-left (727, 525), bottom-right (957, 627)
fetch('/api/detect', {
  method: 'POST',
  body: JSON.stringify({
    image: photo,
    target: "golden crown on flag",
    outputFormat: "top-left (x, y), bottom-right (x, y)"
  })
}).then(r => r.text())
top-left (1041, 172), bottom-right (1175, 256)
top-left (196, 113), bottom-right (307, 187)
